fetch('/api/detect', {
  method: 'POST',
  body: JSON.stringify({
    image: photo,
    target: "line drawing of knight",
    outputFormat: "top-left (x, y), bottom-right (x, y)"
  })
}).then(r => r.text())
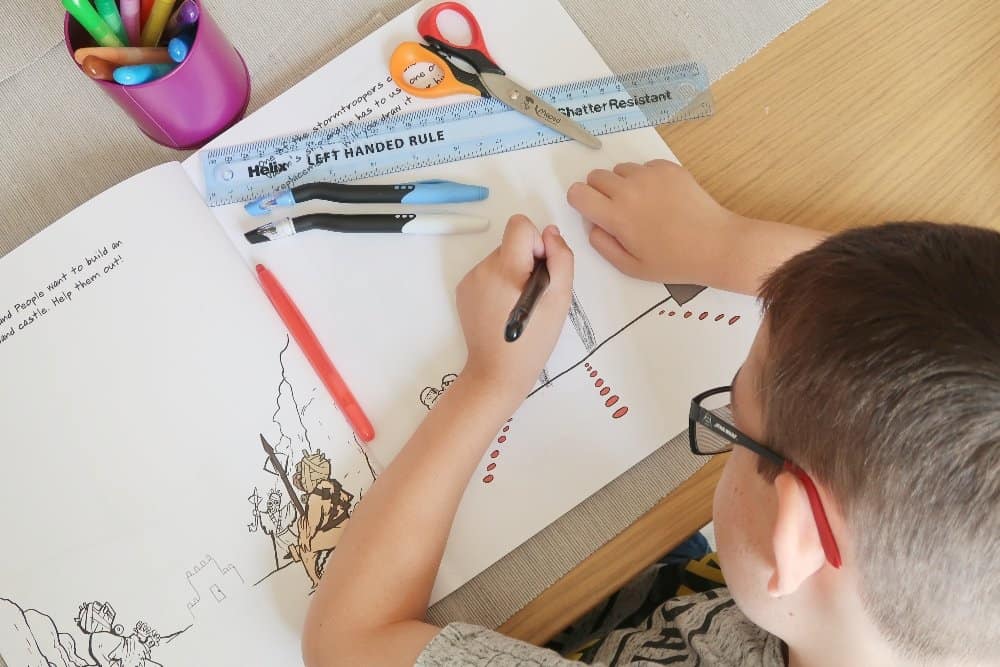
top-left (76, 602), bottom-right (163, 667)
top-left (287, 451), bottom-right (355, 589)
top-left (249, 487), bottom-right (298, 567)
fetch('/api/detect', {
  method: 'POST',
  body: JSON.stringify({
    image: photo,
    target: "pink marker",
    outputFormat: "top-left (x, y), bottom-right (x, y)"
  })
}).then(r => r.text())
top-left (120, 0), bottom-right (140, 45)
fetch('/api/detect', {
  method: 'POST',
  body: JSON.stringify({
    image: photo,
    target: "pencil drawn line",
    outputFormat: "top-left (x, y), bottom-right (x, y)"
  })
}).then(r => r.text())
top-left (163, 625), bottom-right (193, 643)
top-left (526, 296), bottom-right (673, 398)
top-left (253, 561), bottom-right (296, 586)
top-left (568, 289), bottom-right (597, 351)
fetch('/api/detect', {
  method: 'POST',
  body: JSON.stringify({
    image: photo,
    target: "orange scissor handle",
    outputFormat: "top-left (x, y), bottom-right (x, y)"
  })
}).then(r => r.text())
top-left (389, 41), bottom-right (484, 99)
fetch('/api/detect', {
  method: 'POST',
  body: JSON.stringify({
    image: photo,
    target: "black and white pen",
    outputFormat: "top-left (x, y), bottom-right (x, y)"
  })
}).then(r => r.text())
top-left (244, 213), bottom-right (490, 244)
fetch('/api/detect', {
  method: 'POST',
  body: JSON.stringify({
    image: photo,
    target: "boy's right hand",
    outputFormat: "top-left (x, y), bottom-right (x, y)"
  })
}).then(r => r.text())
top-left (456, 216), bottom-right (574, 402)
top-left (567, 160), bottom-right (739, 285)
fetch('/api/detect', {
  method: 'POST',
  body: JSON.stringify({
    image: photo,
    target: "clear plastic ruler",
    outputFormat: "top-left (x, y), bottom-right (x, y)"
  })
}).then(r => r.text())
top-left (201, 63), bottom-right (712, 206)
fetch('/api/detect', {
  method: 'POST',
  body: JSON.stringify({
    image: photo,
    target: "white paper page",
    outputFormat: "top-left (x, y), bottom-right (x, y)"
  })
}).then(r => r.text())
top-left (184, 0), bottom-right (760, 602)
top-left (0, 164), bottom-right (377, 665)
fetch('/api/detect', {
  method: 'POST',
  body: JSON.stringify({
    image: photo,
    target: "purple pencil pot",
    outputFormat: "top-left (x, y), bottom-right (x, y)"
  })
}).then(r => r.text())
top-left (64, 0), bottom-right (251, 149)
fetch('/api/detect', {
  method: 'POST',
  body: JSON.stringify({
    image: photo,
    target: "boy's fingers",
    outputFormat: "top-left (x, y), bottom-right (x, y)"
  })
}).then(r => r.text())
top-left (589, 225), bottom-right (640, 276)
top-left (541, 225), bottom-right (574, 292)
top-left (612, 162), bottom-right (643, 177)
top-left (500, 215), bottom-right (543, 275)
top-left (644, 158), bottom-right (676, 168)
top-left (567, 182), bottom-right (618, 232)
top-left (586, 169), bottom-right (625, 197)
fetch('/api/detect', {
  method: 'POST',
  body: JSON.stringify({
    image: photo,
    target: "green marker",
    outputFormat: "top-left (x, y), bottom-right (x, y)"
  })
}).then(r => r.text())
top-left (63, 0), bottom-right (124, 48)
top-left (94, 0), bottom-right (129, 45)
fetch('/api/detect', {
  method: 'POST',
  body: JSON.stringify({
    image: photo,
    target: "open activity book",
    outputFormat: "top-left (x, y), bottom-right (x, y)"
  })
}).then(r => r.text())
top-left (0, 1), bottom-right (758, 664)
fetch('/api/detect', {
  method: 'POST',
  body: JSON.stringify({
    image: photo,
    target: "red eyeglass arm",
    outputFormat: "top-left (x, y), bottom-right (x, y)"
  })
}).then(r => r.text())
top-left (783, 461), bottom-right (843, 569)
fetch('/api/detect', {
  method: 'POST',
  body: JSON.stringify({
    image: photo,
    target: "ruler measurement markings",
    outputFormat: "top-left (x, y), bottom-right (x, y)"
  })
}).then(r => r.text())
top-left (202, 65), bottom-right (711, 206)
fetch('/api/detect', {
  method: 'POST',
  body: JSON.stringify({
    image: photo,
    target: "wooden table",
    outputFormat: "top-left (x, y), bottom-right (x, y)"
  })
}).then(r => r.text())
top-left (501, 0), bottom-right (999, 645)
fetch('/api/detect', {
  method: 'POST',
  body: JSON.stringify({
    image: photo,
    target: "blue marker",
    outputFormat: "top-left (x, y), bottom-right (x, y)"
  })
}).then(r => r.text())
top-left (168, 32), bottom-right (195, 63)
top-left (244, 179), bottom-right (489, 216)
top-left (113, 63), bottom-right (174, 85)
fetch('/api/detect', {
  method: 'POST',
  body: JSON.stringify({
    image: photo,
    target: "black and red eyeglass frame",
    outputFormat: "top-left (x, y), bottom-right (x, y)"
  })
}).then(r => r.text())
top-left (689, 385), bottom-right (842, 569)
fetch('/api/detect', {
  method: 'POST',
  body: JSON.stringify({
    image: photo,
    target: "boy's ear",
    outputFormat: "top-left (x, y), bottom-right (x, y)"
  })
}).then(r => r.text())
top-left (768, 470), bottom-right (827, 597)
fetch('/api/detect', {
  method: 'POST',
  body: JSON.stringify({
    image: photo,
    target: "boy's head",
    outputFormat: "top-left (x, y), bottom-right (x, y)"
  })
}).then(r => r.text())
top-left (713, 222), bottom-right (1000, 663)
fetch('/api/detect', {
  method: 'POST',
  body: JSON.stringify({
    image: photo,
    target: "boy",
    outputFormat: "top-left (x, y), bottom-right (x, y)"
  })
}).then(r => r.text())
top-left (302, 160), bottom-right (1000, 666)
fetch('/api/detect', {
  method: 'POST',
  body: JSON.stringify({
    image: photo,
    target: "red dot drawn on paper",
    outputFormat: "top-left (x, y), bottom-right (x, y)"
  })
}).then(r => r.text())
top-left (659, 309), bottom-right (741, 326)
top-left (483, 418), bottom-right (514, 484)
top-left (583, 365), bottom-right (630, 422)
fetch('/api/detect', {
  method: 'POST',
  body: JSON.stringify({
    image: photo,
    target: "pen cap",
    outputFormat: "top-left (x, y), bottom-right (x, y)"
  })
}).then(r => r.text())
top-left (64, 0), bottom-right (251, 149)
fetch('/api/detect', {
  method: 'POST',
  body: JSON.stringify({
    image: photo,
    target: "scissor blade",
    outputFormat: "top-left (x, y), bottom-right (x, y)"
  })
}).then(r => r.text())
top-left (480, 73), bottom-right (602, 149)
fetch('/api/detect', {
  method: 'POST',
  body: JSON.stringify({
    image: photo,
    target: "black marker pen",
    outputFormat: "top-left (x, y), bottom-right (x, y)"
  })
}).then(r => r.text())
top-left (504, 259), bottom-right (550, 342)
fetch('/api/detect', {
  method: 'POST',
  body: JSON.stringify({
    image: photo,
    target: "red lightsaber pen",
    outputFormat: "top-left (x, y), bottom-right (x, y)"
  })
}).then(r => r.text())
top-left (255, 264), bottom-right (375, 443)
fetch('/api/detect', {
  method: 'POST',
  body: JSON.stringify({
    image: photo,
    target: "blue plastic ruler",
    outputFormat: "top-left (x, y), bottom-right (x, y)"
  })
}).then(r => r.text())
top-left (201, 63), bottom-right (712, 207)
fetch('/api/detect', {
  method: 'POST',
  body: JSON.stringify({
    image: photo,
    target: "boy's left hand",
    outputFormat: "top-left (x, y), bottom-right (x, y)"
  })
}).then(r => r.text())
top-left (457, 215), bottom-right (574, 401)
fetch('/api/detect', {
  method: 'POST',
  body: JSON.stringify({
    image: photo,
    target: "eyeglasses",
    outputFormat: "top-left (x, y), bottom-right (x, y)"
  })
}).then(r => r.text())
top-left (689, 386), bottom-right (842, 569)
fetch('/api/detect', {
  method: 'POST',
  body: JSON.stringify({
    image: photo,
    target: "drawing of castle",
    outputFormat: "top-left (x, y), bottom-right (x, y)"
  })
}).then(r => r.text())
top-left (185, 555), bottom-right (244, 622)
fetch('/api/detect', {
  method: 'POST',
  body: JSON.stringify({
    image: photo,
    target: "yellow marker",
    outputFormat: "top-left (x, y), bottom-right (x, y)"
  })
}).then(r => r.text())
top-left (139, 0), bottom-right (176, 47)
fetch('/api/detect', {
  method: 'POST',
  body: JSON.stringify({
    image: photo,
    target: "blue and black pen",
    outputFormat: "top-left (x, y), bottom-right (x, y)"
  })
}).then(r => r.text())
top-left (244, 179), bottom-right (488, 216)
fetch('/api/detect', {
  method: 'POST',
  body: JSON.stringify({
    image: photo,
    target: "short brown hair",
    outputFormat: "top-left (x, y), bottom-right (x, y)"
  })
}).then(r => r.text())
top-left (758, 222), bottom-right (1000, 662)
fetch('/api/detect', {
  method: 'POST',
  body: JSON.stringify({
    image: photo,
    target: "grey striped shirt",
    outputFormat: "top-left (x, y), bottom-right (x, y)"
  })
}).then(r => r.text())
top-left (416, 589), bottom-right (784, 666)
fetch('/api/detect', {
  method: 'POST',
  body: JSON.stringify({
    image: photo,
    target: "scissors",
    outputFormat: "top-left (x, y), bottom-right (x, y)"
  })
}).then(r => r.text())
top-left (389, 2), bottom-right (602, 149)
